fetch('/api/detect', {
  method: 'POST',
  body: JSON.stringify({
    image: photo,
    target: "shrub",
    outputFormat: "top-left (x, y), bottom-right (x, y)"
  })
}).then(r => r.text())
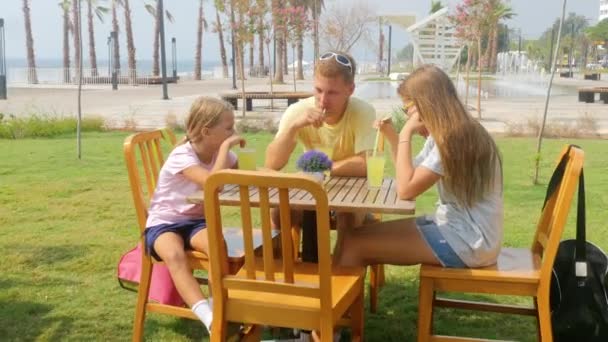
top-left (0, 114), bottom-right (105, 139)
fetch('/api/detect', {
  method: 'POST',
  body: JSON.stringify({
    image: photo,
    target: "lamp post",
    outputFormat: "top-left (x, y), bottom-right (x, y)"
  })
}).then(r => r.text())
top-left (110, 31), bottom-right (118, 90)
top-left (171, 37), bottom-right (177, 78)
top-left (0, 18), bottom-right (7, 100)
top-left (158, 0), bottom-right (169, 100)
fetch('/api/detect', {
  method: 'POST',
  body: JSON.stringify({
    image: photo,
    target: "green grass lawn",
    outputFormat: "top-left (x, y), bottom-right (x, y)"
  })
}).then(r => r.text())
top-left (1, 132), bottom-right (607, 341)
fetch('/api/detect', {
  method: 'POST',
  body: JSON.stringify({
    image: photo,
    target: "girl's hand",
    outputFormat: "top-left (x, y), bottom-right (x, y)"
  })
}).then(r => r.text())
top-left (401, 111), bottom-right (425, 136)
top-left (373, 117), bottom-right (395, 133)
top-left (223, 135), bottom-right (246, 149)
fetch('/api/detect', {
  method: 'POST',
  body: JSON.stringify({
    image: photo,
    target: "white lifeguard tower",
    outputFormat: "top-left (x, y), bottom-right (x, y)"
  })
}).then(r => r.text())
top-left (406, 8), bottom-right (463, 71)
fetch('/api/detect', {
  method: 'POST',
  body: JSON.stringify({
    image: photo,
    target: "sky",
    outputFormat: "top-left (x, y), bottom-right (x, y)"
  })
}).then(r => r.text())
top-left (0, 0), bottom-right (600, 66)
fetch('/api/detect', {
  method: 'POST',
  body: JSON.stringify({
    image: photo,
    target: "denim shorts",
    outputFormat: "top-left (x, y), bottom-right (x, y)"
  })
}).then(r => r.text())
top-left (416, 216), bottom-right (467, 268)
top-left (143, 219), bottom-right (206, 261)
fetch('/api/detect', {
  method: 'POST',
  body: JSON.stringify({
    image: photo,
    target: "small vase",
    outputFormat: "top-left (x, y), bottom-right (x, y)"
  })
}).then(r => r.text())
top-left (304, 171), bottom-right (325, 184)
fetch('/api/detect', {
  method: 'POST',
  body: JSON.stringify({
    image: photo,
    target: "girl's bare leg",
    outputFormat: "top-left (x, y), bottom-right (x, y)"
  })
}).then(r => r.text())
top-left (153, 231), bottom-right (208, 306)
top-left (334, 217), bottom-right (441, 267)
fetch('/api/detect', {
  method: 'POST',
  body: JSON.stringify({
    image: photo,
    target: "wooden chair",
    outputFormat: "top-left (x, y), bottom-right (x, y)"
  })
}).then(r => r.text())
top-left (416, 145), bottom-right (584, 342)
top-left (123, 130), bottom-right (268, 341)
top-left (204, 170), bottom-right (366, 342)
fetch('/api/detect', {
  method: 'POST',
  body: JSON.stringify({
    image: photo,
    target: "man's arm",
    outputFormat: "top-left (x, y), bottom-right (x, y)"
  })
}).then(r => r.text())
top-left (330, 151), bottom-right (367, 177)
top-left (264, 126), bottom-right (298, 170)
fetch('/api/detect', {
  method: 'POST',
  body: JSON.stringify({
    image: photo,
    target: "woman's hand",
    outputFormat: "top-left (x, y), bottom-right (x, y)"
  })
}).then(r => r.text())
top-left (401, 111), bottom-right (425, 137)
top-left (373, 117), bottom-right (397, 139)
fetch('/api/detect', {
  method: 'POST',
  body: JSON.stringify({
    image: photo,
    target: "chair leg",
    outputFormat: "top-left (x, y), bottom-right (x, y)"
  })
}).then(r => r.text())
top-left (534, 298), bottom-right (541, 342)
top-left (350, 283), bottom-right (365, 342)
top-left (132, 255), bottom-right (153, 342)
top-left (210, 316), bottom-right (228, 342)
top-left (417, 276), bottom-right (435, 342)
top-left (369, 265), bottom-right (379, 313)
top-left (536, 292), bottom-right (553, 342)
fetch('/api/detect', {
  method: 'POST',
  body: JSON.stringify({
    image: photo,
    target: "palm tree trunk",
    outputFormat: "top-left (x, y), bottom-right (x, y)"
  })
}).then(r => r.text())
top-left (258, 19), bottom-right (264, 71)
top-left (194, 0), bottom-right (204, 80)
top-left (237, 42), bottom-right (246, 117)
top-left (312, 0), bottom-right (319, 63)
top-left (296, 33), bottom-right (304, 80)
top-left (465, 44), bottom-right (471, 105)
top-left (249, 41), bottom-right (254, 74)
top-left (490, 26), bottom-right (499, 72)
top-left (477, 38), bottom-right (482, 119)
top-left (111, 1), bottom-right (121, 73)
top-left (215, 7), bottom-right (229, 78)
top-left (123, 0), bottom-right (137, 84)
top-left (483, 27), bottom-right (494, 71)
top-left (87, 0), bottom-right (99, 77)
top-left (23, 0), bottom-right (38, 84)
top-left (272, 0), bottom-right (284, 83)
top-left (266, 40), bottom-right (274, 109)
top-left (152, 0), bottom-right (161, 77)
top-left (62, 3), bottom-right (71, 83)
top-left (283, 36), bottom-right (288, 75)
top-left (72, 0), bottom-right (80, 82)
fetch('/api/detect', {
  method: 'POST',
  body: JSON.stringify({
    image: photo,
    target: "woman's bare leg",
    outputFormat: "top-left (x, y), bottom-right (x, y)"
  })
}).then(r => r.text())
top-left (334, 217), bottom-right (441, 267)
top-left (154, 232), bottom-right (206, 306)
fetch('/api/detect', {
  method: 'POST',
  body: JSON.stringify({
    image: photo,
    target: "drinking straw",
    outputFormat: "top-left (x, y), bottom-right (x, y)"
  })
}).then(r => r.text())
top-left (373, 116), bottom-right (391, 157)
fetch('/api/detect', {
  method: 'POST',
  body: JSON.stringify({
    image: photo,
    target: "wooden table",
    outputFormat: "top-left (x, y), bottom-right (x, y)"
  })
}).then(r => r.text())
top-left (187, 175), bottom-right (415, 214)
top-left (187, 175), bottom-right (415, 262)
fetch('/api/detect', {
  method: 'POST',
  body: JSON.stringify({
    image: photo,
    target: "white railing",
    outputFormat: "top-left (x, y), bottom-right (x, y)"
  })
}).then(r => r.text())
top-left (7, 67), bottom-right (156, 87)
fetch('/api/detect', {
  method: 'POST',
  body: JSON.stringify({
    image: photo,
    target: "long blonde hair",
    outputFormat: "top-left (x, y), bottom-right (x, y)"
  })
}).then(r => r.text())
top-left (179, 96), bottom-right (234, 145)
top-left (398, 65), bottom-right (502, 207)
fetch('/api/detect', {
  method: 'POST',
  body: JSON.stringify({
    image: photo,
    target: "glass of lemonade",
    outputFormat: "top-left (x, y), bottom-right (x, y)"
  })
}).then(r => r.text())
top-left (237, 148), bottom-right (257, 171)
top-left (367, 150), bottom-right (385, 189)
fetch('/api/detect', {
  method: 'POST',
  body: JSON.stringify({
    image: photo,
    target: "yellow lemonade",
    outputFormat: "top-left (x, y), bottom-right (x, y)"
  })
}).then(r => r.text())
top-left (237, 148), bottom-right (257, 170)
top-left (367, 155), bottom-right (385, 188)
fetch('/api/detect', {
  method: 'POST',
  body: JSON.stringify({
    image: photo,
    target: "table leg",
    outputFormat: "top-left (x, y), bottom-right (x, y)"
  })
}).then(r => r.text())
top-left (301, 210), bottom-right (318, 263)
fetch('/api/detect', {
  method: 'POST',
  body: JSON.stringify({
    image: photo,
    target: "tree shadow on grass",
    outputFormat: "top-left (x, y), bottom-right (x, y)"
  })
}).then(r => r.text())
top-left (0, 299), bottom-right (74, 341)
top-left (14, 244), bottom-right (90, 267)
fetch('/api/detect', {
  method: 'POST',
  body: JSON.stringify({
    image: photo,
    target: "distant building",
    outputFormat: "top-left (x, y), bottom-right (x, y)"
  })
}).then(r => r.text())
top-left (406, 8), bottom-right (463, 72)
top-left (601, 0), bottom-right (608, 21)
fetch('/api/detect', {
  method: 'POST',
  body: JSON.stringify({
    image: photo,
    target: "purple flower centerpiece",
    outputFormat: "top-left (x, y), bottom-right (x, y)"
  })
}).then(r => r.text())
top-left (296, 150), bottom-right (333, 183)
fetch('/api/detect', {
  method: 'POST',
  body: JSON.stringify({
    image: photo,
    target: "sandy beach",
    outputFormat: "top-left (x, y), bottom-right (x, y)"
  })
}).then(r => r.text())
top-left (2, 75), bottom-right (608, 136)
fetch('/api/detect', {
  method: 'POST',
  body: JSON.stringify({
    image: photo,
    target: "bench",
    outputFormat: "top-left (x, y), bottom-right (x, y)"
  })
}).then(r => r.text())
top-left (584, 73), bottom-right (601, 81)
top-left (578, 87), bottom-right (608, 103)
top-left (220, 91), bottom-right (313, 111)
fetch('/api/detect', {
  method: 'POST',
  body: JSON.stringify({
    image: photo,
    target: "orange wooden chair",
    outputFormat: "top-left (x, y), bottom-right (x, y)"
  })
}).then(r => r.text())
top-left (416, 145), bottom-right (584, 341)
top-left (123, 130), bottom-right (268, 341)
top-left (204, 170), bottom-right (366, 342)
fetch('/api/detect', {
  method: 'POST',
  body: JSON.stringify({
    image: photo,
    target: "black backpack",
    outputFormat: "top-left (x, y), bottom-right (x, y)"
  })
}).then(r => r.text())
top-left (548, 146), bottom-right (608, 341)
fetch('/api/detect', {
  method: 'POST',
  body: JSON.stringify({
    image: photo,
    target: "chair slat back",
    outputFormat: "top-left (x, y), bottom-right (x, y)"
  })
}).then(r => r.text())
top-left (123, 129), bottom-right (176, 232)
top-left (532, 146), bottom-right (584, 283)
top-left (205, 170), bottom-right (332, 305)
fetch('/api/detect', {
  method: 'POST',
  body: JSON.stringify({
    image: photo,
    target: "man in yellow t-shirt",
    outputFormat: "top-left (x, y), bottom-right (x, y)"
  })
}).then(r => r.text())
top-left (265, 51), bottom-right (376, 261)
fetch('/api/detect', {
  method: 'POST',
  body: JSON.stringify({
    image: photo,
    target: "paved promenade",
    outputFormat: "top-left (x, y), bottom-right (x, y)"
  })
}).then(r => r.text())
top-left (2, 75), bottom-right (608, 136)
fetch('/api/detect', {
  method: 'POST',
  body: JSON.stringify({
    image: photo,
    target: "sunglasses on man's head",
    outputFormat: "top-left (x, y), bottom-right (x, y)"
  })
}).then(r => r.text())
top-left (320, 52), bottom-right (353, 74)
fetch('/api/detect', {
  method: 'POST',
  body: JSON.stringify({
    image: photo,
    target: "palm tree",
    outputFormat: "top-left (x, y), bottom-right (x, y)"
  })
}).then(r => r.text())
top-left (123, 0), bottom-right (136, 83)
top-left (484, 0), bottom-right (514, 72)
top-left (305, 0), bottom-right (323, 62)
top-left (110, 0), bottom-right (122, 73)
top-left (213, 0), bottom-right (229, 78)
top-left (145, 1), bottom-right (174, 77)
top-left (194, 0), bottom-right (208, 80)
top-left (86, 0), bottom-right (109, 77)
top-left (60, 0), bottom-right (71, 83)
